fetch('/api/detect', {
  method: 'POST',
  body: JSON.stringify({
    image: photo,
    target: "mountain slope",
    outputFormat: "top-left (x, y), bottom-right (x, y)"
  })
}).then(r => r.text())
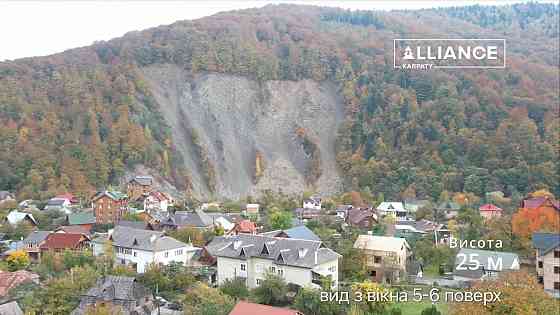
top-left (0, 3), bottom-right (558, 200)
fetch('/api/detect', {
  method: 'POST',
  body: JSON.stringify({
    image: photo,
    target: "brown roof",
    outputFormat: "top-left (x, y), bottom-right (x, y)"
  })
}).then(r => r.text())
top-left (40, 233), bottom-right (88, 251)
top-left (522, 197), bottom-right (559, 210)
top-left (347, 208), bottom-right (375, 225)
top-left (229, 301), bottom-right (301, 315)
top-left (55, 225), bottom-right (91, 235)
top-left (0, 270), bottom-right (39, 296)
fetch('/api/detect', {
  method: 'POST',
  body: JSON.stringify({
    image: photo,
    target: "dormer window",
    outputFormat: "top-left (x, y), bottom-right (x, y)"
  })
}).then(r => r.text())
top-left (239, 247), bottom-right (247, 258)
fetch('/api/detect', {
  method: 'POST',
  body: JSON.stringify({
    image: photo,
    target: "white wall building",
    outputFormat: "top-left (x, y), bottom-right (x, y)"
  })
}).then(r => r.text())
top-left (97, 226), bottom-right (199, 273)
top-left (303, 196), bottom-right (322, 210)
top-left (207, 234), bottom-right (340, 290)
top-left (376, 202), bottom-right (407, 219)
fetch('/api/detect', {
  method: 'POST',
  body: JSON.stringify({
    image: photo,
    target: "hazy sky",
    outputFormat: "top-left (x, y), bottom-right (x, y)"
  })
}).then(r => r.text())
top-left (0, 0), bottom-right (549, 61)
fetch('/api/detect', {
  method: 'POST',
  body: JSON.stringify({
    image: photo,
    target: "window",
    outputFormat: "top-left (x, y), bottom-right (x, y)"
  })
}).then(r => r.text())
top-left (241, 263), bottom-right (246, 271)
top-left (554, 282), bottom-right (560, 290)
top-left (270, 266), bottom-right (276, 273)
top-left (133, 251), bottom-right (137, 257)
top-left (328, 266), bottom-right (336, 273)
top-left (370, 270), bottom-right (377, 277)
top-left (374, 256), bottom-right (382, 264)
top-left (176, 249), bottom-right (183, 256)
top-left (538, 261), bottom-right (543, 268)
top-left (278, 269), bottom-right (283, 277)
top-left (555, 250), bottom-right (560, 258)
top-left (164, 251), bottom-right (169, 258)
top-left (555, 266), bottom-right (560, 274)
top-left (256, 279), bottom-right (261, 286)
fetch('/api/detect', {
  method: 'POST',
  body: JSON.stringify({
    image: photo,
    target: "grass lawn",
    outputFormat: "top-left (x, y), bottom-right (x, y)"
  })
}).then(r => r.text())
top-left (396, 301), bottom-right (449, 315)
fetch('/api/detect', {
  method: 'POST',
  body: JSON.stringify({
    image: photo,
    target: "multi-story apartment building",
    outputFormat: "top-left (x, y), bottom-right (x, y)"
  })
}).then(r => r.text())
top-left (91, 191), bottom-right (128, 224)
top-left (533, 232), bottom-right (560, 298)
top-left (207, 234), bottom-right (340, 289)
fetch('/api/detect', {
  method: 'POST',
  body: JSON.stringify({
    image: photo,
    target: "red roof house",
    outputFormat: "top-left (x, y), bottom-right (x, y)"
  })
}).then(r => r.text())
top-left (479, 203), bottom-right (503, 220)
top-left (39, 233), bottom-right (90, 253)
top-left (228, 220), bottom-right (257, 235)
top-left (229, 301), bottom-right (302, 315)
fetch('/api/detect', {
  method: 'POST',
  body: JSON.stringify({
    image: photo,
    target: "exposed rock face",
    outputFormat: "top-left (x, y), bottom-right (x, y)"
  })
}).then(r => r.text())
top-left (142, 64), bottom-right (344, 199)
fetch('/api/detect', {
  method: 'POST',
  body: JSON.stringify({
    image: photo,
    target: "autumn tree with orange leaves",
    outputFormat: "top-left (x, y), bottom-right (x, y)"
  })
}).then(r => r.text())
top-left (450, 271), bottom-right (557, 315)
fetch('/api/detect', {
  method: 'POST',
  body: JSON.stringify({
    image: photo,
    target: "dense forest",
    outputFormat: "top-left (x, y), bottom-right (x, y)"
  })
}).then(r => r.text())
top-left (0, 3), bottom-right (558, 201)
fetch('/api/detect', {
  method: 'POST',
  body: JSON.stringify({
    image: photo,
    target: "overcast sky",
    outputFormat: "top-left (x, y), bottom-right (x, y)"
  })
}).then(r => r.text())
top-left (0, 0), bottom-right (550, 61)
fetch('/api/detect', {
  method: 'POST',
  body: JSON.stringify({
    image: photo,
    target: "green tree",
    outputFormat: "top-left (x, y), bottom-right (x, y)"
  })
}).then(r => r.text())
top-left (268, 209), bottom-right (293, 230)
top-left (294, 287), bottom-right (342, 315)
top-left (219, 277), bottom-right (249, 300)
top-left (421, 305), bottom-right (441, 315)
top-left (251, 272), bottom-right (288, 306)
top-left (6, 250), bottom-right (30, 271)
top-left (183, 283), bottom-right (234, 315)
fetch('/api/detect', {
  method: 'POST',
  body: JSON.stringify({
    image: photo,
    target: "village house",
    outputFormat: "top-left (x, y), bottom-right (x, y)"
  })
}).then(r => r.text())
top-left (245, 203), bottom-right (260, 217)
top-left (261, 225), bottom-right (321, 242)
top-left (394, 219), bottom-right (451, 244)
top-left (335, 205), bottom-right (353, 220)
top-left (403, 199), bottom-right (430, 214)
top-left (65, 211), bottom-right (96, 232)
top-left (136, 190), bottom-right (173, 213)
top-left (453, 248), bottom-right (520, 282)
top-left (346, 208), bottom-right (377, 229)
top-left (532, 232), bottom-right (560, 298)
top-left (55, 225), bottom-right (92, 236)
top-left (22, 230), bottom-right (50, 260)
top-left (0, 191), bottom-right (15, 205)
top-left (104, 225), bottom-right (199, 273)
top-left (159, 209), bottom-right (214, 230)
top-left (478, 203), bottom-right (503, 220)
top-left (521, 195), bottom-right (559, 212)
top-left (39, 233), bottom-right (90, 254)
top-left (437, 201), bottom-right (461, 220)
top-left (353, 235), bottom-right (412, 283)
top-left (376, 202), bottom-right (408, 220)
top-left (206, 234), bottom-right (340, 290)
top-left (228, 219), bottom-right (258, 235)
top-left (71, 276), bottom-right (154, 315)
top-left (126, 176), bottom-right (153, 201)
top-left (294, 208), bottom-right (322, 221)
top-left (303, 196), bottom-right (321, 210)
top-left (5, 211), bottom-right (37, 227)
top-left (91, 191), bottom-right (128, 224)
top-left (229, 301), bottom-right (302, 315)
top-left (44, 197), bottom-right (72, 214)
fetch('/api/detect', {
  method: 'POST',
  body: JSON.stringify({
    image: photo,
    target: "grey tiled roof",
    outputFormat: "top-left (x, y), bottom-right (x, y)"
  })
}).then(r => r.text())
top-left (23, 230), bottom-right (51, 244)
top-left (206, 234), bottom-right (340, 269)
top-left (83, 276), bottom-right (149, 301)
top-left (130, 176), bottom-right (153, 186)
top-left (163, 209), bottom-right (213, 228)
top-left (110, 226), bottom-right (189, 252)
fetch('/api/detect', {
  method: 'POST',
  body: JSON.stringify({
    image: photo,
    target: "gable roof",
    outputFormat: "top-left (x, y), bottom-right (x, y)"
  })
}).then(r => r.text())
top-left (91, 190), bottom-right (127, 202)
top-left (522, 196), bottom-right (559, 210)
top-left (353, 235), bottom-right (410, 252)
top-left (532, 232), bottom-right (560, 256)
top-left (347, 208), bottom-right (376, 225)
top-left (0, 191), bottom-right (14, 201)
top-left (206, 234), bottom-right (340, 269)
top-left (284, 225), bottom-right (320, 241)
top-left (479, 204), bottom-right (503, 212)
top-left (376, 202), bottom-right (406, 212)
top-left (83, 275), bottom-right (149, 301)
top-left (454, 248), bottom-right (519, 271)
top-left (23, 230), bottom-right (51, 244)
top-left (229, 301), bottom-right (301, 315)
top-left (234, 220), bottom-right (257, 233)
top-left (67, 212), bottom-right (96, 225)
top-left (40, 233), bottom-right (88, 250)
top-left (55, 225), bottom-right (91, 235)
top-left (129, 176), bottom-right (153, 186)
top-left (6, 211), bottom-right (37, 225)
top-left (110, 225), bottom-right (194, 252)
top-left (163, 209), bottom-right (213, 228)
top-left (46, 198), bottom-right (68, 206)
top-left (437, 201), bottom-right (461, 210)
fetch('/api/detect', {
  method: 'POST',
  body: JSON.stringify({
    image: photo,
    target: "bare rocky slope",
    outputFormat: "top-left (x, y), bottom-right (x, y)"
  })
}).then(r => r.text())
top-left (142, 64), bottom-right (345, 199)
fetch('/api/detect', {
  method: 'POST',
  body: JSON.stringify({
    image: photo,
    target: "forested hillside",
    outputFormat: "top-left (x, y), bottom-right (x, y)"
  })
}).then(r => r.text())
top-left (0, 3), bottom-right (558, 200)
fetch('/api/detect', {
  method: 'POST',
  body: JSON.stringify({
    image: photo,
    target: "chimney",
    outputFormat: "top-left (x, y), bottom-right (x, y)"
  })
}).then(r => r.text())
top-left (150, 234), bottom-right (157, 243)
top-left (314, 250), bottom-right (318, 264)
top-left (233, 240), bottom-right (242, 250)
top-left (298, 248), bottom-right (308, 259)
